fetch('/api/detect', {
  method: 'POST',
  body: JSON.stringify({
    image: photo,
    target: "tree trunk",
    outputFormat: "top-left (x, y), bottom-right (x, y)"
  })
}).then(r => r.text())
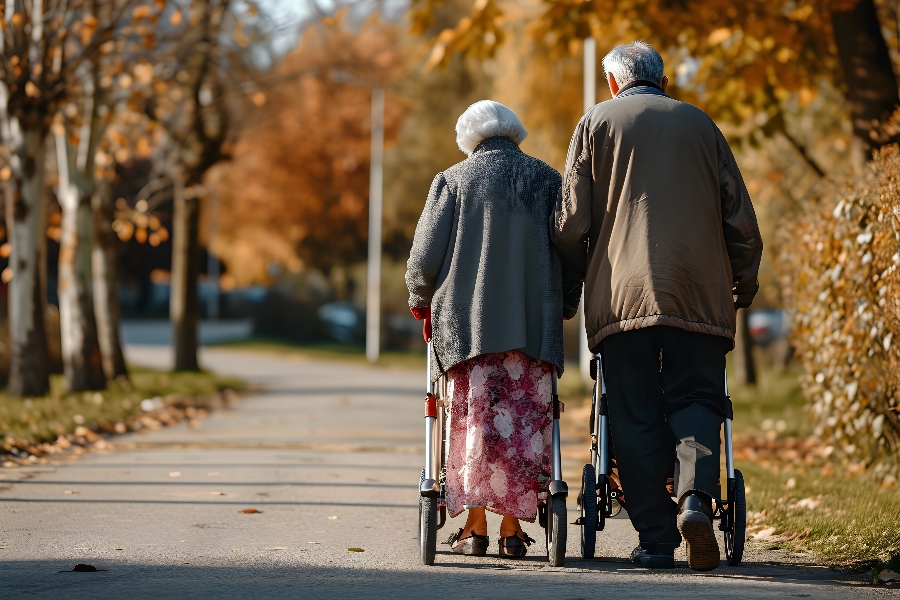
top-left (170, 177), bottom-right (200, 371)
top-left (831, 0), bottom-right (900, 157)
top-left (732, 309), bottom-right (757, 387)
top-left (4, 119), bottom-right (51, 397)
top-left (55, 132), bottom-right (106, 392)
top-left (91, 179), bottom-right (128, 380)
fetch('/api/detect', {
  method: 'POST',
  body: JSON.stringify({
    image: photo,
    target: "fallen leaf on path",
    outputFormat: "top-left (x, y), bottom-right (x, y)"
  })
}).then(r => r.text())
top-left (211, 492), bottom-right (228, 496)
top-left (241, 508), bottom-right (262, 514)
top-left (753, 527), bottom-right (777, 539)
top-left (266, 548), bottom-right (285, 551)
top-left (169, 471), bottom-right (182, 477)
top-left (348, 548), bottom-right (365, 552)
top-left (327, 516), bottom-right (339, 520)
top-left (64, 490), bottom-right (77, 494)
top-left (307, 541), bottom-right (320, 544)
top-left (879, 569), bottom-right (900, 582)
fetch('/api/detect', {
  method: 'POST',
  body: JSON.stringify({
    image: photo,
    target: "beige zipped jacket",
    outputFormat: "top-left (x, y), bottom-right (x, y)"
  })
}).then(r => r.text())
top-left (551, 85), bottom-right (763, 351)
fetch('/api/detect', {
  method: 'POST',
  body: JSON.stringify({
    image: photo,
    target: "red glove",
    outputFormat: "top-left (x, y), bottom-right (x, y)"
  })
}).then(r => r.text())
top-left (410, 306), bottom-right (432, 342)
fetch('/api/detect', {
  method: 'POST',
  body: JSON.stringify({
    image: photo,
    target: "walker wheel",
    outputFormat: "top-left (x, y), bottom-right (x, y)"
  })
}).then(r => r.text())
top-left (724, 469), bottom-right (746, 565)
top-left (545, 492), bottom-right (567, 567)
top-left (580, 464), bottom-right (597, 559)
top-left (419, 495), bottom-right (438, 565)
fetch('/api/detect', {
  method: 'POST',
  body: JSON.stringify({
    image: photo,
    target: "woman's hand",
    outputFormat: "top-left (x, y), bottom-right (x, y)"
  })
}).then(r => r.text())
top-left (410, 306), bottom-right (432, 342)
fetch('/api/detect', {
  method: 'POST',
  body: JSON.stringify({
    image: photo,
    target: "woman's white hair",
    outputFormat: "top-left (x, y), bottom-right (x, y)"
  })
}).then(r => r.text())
top-left (455, 100), bottom-right (528, 156)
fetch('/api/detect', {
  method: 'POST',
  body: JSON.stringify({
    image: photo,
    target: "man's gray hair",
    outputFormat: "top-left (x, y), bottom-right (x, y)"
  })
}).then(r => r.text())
top-left (602, 41), bottom-right (664, 87)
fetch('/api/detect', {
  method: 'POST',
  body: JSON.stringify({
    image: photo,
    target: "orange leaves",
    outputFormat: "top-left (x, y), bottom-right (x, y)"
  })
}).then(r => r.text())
top-left (424, 0), bottom-right (506, 70)
top-left (132, 6), bottom-right (153, 21)
top-left (707, 27), bottom-right (732, 46)
top-left (81, 15), bottom-right (99, 45)
top-left (207, 17), bottom-right (405, 283)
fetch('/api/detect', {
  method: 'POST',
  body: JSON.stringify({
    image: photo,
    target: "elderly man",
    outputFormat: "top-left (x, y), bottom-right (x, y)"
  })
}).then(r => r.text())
top-left (552, 41), bottom-right (763, 571)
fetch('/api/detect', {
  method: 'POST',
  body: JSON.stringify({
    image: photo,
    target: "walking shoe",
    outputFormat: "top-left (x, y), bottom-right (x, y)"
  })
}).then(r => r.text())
top-left (678, 494), bottom-right (719, 571)
top-left (446, 528), bottom-right (489, 555)
top-left (498, 532), bottom-right (536, 558)
top-left (630, 545), bottom-right (675, 568)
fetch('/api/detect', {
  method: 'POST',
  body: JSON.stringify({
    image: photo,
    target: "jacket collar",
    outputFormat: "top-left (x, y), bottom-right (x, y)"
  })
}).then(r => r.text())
top-left (616, 79), bottom-right (668, 99)
top-left (471, 136), bottom-right (522, 156)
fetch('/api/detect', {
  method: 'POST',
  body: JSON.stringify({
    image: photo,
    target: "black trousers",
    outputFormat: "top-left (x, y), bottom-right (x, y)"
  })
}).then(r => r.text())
top-left (599, 326), bottom-right (731, 552)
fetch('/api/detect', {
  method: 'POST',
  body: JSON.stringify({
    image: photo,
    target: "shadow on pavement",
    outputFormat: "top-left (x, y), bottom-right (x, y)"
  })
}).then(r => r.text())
top-left (0, 560), bottom-right (884, 600)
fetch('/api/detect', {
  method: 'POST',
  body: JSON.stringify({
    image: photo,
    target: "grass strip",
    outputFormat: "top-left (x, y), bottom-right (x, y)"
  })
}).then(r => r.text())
top-left (1, 366), bottom-right (244, 448)
top-left (213, 336), bottom-right (427, 371)
top-left (740, 460), bottom-right (900, 575)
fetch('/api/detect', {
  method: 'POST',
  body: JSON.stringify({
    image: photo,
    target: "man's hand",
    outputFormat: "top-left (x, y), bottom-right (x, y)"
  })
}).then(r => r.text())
top-left (410, 306), bottom-right (432, 342)
top-left (734, 293), bottom-right (754, 310)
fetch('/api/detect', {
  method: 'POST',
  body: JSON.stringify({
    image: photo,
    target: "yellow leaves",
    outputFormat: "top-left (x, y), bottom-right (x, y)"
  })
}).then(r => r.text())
top-left (113, 219), bottom-right (134, 242)
top-left (24, 82), bottom-right (40, 98)
top-left (133, 62), bottom-right (154, 85)
top-left (798, 87), bottom-right (818, 107)
top-left (787, 4), bottom-right (814, 22)
top-left (170, 9), bottom-right (183, 26)
top-left (0, 166), bottom-right (11, 181)
top-left (707, 27), bottom-right (732, 46)
top-left (251, 92), bottom-right (266, 107)
top-left (423, 0), bottom-right (506, 70)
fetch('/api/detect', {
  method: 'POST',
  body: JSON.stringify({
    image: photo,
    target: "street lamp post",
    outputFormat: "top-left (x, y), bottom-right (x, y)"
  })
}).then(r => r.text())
top-left (366, 87), bottom-right (385, 363)
top-left (580, 37), bottom-right (596, 382)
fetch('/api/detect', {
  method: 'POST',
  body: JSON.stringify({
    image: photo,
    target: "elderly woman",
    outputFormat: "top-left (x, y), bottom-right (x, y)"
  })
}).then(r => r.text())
top-left (406, 100), bottom-right (576, 558)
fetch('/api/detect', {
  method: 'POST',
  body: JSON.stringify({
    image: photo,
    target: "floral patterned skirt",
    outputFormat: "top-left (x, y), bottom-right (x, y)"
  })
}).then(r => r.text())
top-left (444, 350), bottom-right (553, 522)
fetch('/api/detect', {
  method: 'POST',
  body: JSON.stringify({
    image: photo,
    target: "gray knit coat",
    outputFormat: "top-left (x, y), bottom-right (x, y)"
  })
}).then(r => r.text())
top-left (406, 136), bottom-right (569, 381)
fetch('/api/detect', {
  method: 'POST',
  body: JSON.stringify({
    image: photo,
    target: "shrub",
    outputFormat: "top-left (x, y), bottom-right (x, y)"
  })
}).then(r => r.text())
top-left (782, 146), bottom-right (900, 477)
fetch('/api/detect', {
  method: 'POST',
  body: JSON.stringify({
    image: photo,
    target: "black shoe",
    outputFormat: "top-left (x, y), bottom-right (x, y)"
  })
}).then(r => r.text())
top-left (446, 528), bottom-right (489, 555)
top-left (678, 493), bottom-right (719, 571)
top-left (498, 532), bottom-right (536, 558)
top-left (630, 545), bottom-right (675, 568)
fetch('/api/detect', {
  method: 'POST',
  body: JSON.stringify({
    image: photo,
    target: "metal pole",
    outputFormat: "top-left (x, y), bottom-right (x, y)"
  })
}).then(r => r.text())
top-left (584, 37), bottom-right (597, 114)
top-left (366, 87), bottom-right (385, 363)
top-left (580, 37), bottom-right (597, 382)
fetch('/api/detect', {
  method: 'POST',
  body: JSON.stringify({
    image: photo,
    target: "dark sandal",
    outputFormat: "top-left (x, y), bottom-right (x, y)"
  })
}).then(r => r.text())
top-left (498, 532), bottom-right (536, 558)
top-left (446, 528), bottom-right (489, 555)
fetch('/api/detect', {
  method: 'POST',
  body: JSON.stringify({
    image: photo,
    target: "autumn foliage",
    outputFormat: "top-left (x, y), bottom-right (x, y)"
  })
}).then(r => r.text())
top-left (207, 14), bottom-right (405, 285)
top-left (783, 145), bottom-right (900, 476)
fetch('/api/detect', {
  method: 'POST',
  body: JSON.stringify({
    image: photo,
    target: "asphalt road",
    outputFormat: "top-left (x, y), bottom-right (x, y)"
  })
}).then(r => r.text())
top-left (0, 346), bottom-right (892, 599)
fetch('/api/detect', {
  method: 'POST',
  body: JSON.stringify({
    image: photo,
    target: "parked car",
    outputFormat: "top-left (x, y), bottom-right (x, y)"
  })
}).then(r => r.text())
top-left (317, 301), bottom-right (363, 344)
top-left (748, 309), bottom-right (791, 346)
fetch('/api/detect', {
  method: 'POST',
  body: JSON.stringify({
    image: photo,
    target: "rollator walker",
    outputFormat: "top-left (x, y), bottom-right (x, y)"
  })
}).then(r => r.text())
top-left (418, 342), bottom-right (569, 566)
top-left (575, 354), bottom-right (747, 565)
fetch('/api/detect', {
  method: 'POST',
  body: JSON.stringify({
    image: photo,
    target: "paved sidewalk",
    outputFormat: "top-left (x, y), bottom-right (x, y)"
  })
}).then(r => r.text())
top-left (0, 347), bottom-right (890, 598)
